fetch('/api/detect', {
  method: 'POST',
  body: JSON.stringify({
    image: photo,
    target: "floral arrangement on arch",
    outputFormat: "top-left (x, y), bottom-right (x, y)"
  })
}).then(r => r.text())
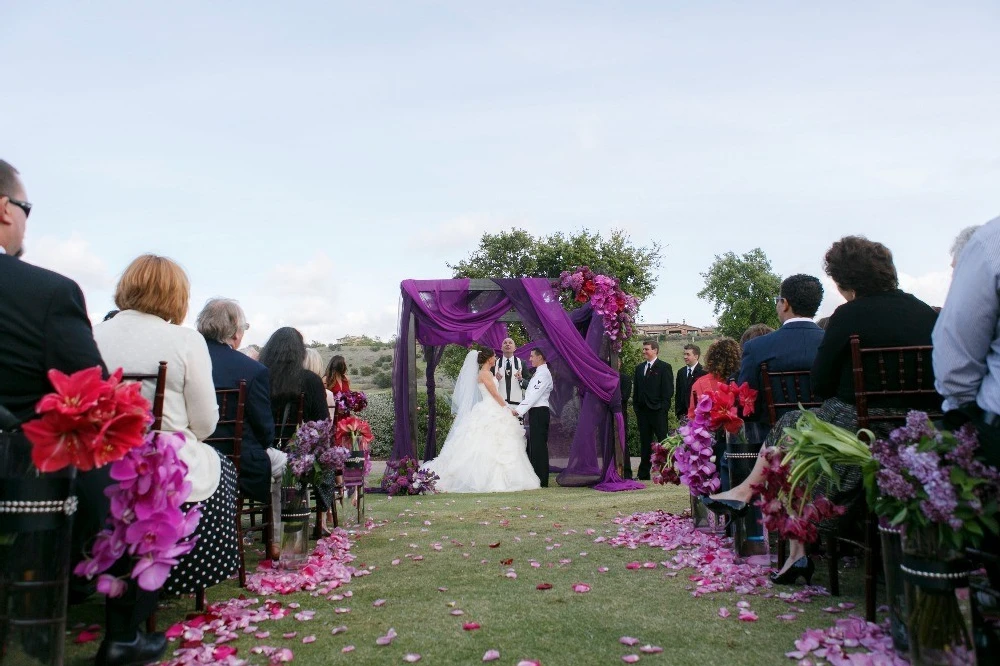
top-left (380, 457), bottom-right (439, 496)
top-left (21, 366), bottom-right (199, 596)
top-left (553, 265), bottom-right (639, 352)
top-left (673, 382), bottom-right (757, 496)
top-left (285, 419), bottom-right (350, 487)
top-left (332, 390), bottom-right (368, 418)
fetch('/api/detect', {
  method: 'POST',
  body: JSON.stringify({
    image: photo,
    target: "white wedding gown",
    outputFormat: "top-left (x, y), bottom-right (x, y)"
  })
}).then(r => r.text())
top-left (423, 383), bottom-right (541, 493)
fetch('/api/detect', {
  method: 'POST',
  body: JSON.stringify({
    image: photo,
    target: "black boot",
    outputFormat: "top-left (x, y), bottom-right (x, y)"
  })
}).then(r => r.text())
top-left (95, 631), bottom-right (167, 666)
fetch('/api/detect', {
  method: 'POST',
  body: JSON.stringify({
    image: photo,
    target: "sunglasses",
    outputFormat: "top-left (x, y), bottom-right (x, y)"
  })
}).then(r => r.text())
top-left (5, 197), bottom-right (31, 218)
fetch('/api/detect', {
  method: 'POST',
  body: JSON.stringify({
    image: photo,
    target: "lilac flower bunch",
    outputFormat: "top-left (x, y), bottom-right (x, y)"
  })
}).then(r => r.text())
top-left (332, 390), bottom-right (367, 416)
top-left (285, 419), bottom-right (343, 486)
top-left (866, 412), bottom-right (1000, 549)
top-left (674, 394), bottom-right (720, 496)
top-left (74, 432), bottom-right (201, 596)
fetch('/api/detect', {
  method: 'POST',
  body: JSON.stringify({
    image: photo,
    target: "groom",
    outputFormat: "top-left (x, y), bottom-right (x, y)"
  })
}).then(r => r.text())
top-left (513, 348), bottom-right (553, 486)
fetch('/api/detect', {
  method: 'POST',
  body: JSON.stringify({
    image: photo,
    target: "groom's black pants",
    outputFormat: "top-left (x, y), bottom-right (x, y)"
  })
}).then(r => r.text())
top-left (527, 407), bottom-right (550, 487)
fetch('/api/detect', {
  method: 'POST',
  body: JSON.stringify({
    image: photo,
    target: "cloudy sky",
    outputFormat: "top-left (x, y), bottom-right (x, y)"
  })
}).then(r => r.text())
top-left (4, 1), bottom-right (997, 345)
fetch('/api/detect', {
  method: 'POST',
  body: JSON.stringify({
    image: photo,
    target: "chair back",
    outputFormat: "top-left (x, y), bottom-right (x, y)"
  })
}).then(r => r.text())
top-left (274, 393), bottom-right (305, 449)
top-left (849, 335), bottom-right (941, 441)
top-left (204, 382), bottom-right (248, 470)
top-left (760, 363), bottom-right (823, 425)
top-left (122, 361), bottom-right (168, 430)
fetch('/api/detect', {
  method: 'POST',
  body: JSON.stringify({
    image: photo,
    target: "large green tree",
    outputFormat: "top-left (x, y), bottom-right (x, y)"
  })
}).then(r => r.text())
top-left (697, 248), bottom-right (782, 340)
top-left (436, 228), bottom-right (662, 378)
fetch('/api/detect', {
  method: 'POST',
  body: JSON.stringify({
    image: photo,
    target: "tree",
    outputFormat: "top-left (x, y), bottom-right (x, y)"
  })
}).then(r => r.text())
top-left (436, 228), bottom-right (663, 379)
top-left (697, 248), bottom-right (781, 340)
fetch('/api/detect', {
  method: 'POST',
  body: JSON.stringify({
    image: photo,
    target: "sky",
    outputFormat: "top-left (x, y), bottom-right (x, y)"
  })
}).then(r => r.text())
top-left (4, 1), bottom-right (998, 346)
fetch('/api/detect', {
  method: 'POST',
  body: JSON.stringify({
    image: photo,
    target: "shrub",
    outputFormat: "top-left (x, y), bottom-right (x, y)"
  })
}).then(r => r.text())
top-left (359, 366), bottom-right (374, 376)
top-left (351, 367), bottom-right (359, 376)
top-left (378, 354), bottom-right (392, 364)
top-left (365, 390), bottom-right (455, 460)
top-left (373, 372), bottom-right (392, 389)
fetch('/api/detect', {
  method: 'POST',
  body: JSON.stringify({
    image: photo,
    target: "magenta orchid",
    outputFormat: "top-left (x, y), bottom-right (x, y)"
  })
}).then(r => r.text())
top-left (674, 394), bottom-right (720, 496)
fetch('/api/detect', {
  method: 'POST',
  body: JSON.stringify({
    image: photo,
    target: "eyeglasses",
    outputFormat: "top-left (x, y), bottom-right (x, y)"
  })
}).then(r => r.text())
top-left (5, 197), bottom-right (31, 218)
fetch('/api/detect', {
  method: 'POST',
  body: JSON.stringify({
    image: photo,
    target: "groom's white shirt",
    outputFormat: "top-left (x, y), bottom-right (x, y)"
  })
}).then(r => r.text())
top-left (516, 364), bottom-right (552, 416)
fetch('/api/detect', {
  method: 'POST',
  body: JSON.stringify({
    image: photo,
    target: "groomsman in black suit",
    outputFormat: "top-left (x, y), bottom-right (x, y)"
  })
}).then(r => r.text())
top-left (632, 339), bottom-right (673, 480)
top-left (674, 344), bottom-right (707, 420)
top-left (0, 160), bottom-right (166, 665)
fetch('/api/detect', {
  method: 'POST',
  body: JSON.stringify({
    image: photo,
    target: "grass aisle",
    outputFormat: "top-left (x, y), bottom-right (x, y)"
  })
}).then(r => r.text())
top-left (66, 482), bottom-right (868, 665)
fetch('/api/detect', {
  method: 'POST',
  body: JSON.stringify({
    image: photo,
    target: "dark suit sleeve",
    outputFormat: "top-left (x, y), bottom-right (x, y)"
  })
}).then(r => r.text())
top-left (737, 340), bottom-right (758, 390)
top-left (674, 368), bottom-right (684, 416)
top-left (632, 365), bottom-right (641, 407)
top-left (43, 278), bottom-right (107, 375)
top-left (812, 308), bottom-right (850, 399)
top-left (248, 366), bottom-right (276, 449)
top-left (659, 362), bottom-right (673, 410)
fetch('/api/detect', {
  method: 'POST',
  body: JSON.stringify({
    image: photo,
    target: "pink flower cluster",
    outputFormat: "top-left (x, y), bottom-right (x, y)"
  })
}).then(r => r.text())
top-left (785, 616), bottom-right (909, 665)
top-left (753, 448), bottom-right (846, 545)
top-left (74, 432), bottom-right (201, 595)
top-left (380, 457), bottom-right (439, 496)
top-left (553, 266), bottom-right (639, 352)
top-left (332, 390), bottom-right (367, 416)
top-left (675, 394), bottom-right (720, 496)
top-left (246, 530), bottom-right (357, 596)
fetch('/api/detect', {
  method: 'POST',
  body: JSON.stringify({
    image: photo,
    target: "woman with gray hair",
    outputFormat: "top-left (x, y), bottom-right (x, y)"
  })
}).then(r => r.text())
top-left (196, 297), bottom-right (287, 559)
top-left (951, 225), bottom-right (981, 269)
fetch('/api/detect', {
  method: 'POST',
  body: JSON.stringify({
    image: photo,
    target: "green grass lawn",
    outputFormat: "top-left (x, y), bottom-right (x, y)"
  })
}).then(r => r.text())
top-left (65, 481), bottom-right (870, 665)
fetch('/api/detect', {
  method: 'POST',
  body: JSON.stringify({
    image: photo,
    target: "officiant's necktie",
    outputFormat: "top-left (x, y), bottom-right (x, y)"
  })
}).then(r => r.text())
top-left (505, 358), bottom-right (512, 400)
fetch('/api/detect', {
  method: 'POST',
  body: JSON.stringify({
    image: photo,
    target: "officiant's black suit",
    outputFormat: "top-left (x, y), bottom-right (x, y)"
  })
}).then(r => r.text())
top-left (675, 363), bottom-right (707, 418)
top-left (632, 358), bottom-right (673, 480)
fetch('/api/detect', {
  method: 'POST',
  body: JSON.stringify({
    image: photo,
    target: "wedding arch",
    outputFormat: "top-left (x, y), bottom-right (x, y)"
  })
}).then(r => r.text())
top-left (390, 277), bottom-right (643, 492)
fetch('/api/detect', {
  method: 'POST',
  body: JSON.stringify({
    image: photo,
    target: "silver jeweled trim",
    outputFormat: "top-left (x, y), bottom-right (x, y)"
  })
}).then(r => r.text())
top-left (0, 496), bottom-right (78, 515)
top-left (900, 563), bottom-right (971, 580)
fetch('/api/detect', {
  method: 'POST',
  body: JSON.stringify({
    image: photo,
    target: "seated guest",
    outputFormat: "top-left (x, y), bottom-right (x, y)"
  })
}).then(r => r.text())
top-left (0, 161), bottom-right (164, 666)
top-left (259, 327), bottom-right (332, 535)
top-left (706, 236), bottom-right (939, 583)
top-left (196, 298), bottom-right (287, 559)
top-left (304, 347), bottom-right (336, 415)
top-left (739, 323), bottom-right (774, 346)
top-left (323, 355), bottom-right (351, 420)
top-left (94, 255), bottom-right (239, 599)
top-left (687, 338), bottom-right (741, 420)
top-left (816, 316), bottom-right (830, 330)
top-left (737, 275), bottom-right (826, 442)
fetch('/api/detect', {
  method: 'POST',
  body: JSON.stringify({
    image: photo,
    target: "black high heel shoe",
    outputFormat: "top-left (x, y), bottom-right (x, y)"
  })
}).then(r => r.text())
top-left (700, 496), bottom-right (749, 517)
top-left (770, 556), bottom-right (815, 585)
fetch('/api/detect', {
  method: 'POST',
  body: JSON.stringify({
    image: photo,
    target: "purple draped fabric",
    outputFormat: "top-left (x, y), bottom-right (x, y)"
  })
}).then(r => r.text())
top-left (392, 277), bottom-right (643, 491)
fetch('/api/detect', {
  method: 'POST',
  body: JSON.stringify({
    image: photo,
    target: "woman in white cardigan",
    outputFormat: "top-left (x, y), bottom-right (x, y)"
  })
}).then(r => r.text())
top-left (94, 254), bottom-right (239, 596)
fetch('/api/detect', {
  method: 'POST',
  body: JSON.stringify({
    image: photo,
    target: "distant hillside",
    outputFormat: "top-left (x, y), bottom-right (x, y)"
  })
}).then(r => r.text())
top-left (306, 337), bottom-right (455, 392)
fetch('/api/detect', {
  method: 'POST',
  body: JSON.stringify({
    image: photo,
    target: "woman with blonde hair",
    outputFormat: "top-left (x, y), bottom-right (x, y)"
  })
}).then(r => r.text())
top-left (94, 255), bottom-right (239, 599)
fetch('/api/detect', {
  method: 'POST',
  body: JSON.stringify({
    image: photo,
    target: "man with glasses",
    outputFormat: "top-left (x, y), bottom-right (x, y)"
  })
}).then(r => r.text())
top-left (0, 160), bottom-right (167, 665)
top-left (737, 274), bottom-right (826, 439)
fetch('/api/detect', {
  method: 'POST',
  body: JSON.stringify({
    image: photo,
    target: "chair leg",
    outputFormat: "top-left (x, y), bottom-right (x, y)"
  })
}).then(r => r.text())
top-left (777, 539), bottom-right (787, 569)
top-left (357, 487), bottom-right (364, 524)
top-left (146, 614), bottom-right (157, 633)
top-left (864, 515), bottom-right (879, 622)
top-left (195, 589), bottom-right (205, 612)
top-left (828, 533), bottom-right (840, 596)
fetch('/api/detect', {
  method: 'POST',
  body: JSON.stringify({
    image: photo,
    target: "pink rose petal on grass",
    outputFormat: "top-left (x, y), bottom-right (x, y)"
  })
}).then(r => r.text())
top-left (450, 609), bottom-right (465, 616)
top-left (272, 648), bottom-right (294, 662)
top-left (282, 632), bottom-right (298, 639)
top-left (255, 631), bottom-right (271, 639)
top-left (622, 655), bottom-right (640, 663)
top-left (302, 636), bottom-right (316, 644)
top-left (718, 607), bottom-right (731, 618)
top-left (463, 622), bottom-right (481, 631)
top-left (620, 636), bottom-right (640, 646)
top-left (331, 626), bottom-right (348, 635)
top-left (334, 607), bottom-right (351, 614)
top-left (822, 606), bottom-right (842, 614)
top-left (626, 561), bottom-right (642, 570)
top-left (437, 586), bottom-right (448, 592)
top-left (738, 609), bottom-right (758, 622)
top-left (571, 582), bottom-right (591, 593)
top-left (293, 611), bottom-right (314, 621)
top-left (376, 628), bottom-right (397, 645)
top-left (640, 645), bottom-right (663, 654)
top-left (373, 599), bottom-right (387, 607)
top-left (838, 602), bottom-right (856, 610)
top-left (342, 645), bottom-right (355, 653)
top-left (642, 562), bottom-right (657, 569)
top-left (482, 649), bottom-right (501, 662)
top-left (516, 661), bottom-right (542, 666)
top-left (597, 566), bottom-right (609, 573)
top-left (74, 630), bottom-right (101, 644)
top-left (403, 654), bottom-right (421, 663)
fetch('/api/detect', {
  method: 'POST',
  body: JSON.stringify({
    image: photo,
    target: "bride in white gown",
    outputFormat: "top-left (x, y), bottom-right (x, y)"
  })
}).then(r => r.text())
top-left (423, 349), bottom-right (541, 493)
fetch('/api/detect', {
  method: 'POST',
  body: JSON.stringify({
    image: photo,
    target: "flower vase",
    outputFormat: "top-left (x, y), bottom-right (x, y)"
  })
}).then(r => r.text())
top-left (878, 521), bottom-right (909, 652)
top-left (901, 525), bottom-right (973, 665)
top-left (689, 494), bottom-right (725, 534)
top-left (725, 427), bottom-right (767, 562)
top-left (278, 485), bottom-right (311, 570)
top-left (0, 432), bottom-right (77, 666)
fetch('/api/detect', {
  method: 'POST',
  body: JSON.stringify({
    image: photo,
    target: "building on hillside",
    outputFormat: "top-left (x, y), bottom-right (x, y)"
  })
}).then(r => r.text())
top-left (635, 321), bottom-right (715, 337)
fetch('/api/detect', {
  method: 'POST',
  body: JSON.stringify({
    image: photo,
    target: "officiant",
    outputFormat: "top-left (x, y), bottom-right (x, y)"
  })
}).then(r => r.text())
top-left (494, 337), bottom-right (529, 405)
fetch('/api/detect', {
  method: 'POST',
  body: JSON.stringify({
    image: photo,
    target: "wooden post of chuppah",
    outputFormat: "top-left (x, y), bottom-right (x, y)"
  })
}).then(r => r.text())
top-left (407, 310), bottom-right (418, 452)
top-left (609, 348), bottom-right (624, 478)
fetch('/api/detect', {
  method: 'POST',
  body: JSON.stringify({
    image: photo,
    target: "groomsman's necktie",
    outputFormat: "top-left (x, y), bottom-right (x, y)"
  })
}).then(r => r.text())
top-left (645, 362), bottom-right (652, 376)
top-left (688, 367), bottom-right (693, 379)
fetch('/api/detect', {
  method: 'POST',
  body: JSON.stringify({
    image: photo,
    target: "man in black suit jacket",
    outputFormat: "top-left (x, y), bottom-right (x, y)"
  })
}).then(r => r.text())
top-left (196, 298), bottom-right (283, 505)
top-left (738, 274), bottom-right (826, 441)
top-left (675, 343), bottom-right (708, 419)
top-left (0, 160), bottom-right (165, 665)
top-left (632, 339), bottom-right (673, 480)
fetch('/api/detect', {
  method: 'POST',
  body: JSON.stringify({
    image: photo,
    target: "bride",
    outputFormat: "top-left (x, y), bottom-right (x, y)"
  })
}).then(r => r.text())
top-left (423, 348), bottom-right (541, 492)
